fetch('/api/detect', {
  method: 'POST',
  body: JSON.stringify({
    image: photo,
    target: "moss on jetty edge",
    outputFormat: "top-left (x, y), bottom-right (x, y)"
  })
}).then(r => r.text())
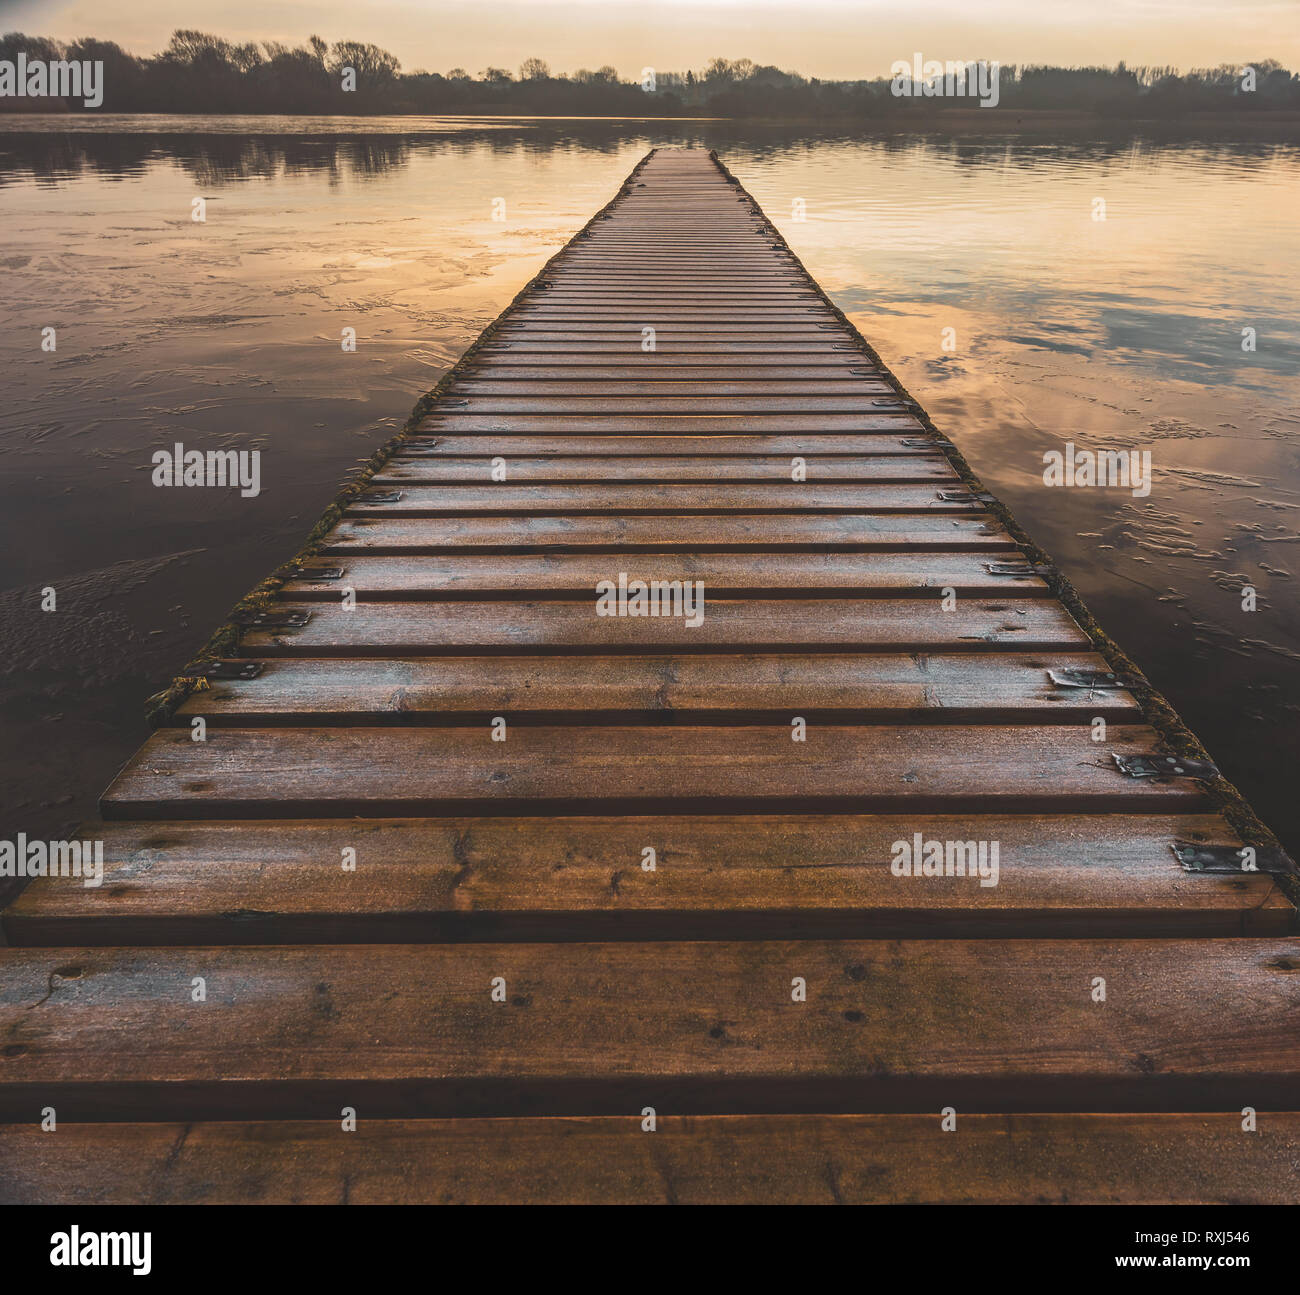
top-left (143, 147), bottom-right (660, 728)
top-left (710, 149), bottom-right (1295, 888)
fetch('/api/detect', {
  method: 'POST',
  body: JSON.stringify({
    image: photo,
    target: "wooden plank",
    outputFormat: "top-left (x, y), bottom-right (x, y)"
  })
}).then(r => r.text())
top-left (538, 267), bottom-right (806, 272)
top-left (448, 382), bottom-right (893, 398)
top-left (494, 323), bottom-right (849, 335)
top-left (478, 339), bottom-right (874, 351)
top-left (524, 287), bottom-right (819, 296)
top-left (99, 724), bottom-right (1204, 819)
top-left (440, 397), bottom-right (898, 413)
top-left (461, 365), bottom-right (879, 379)
top-left (344, 484), bottom-right (981, 516)
top-left (235, 599), bottom-right (1090, 655)
top-left (470, 360), bottom-right (875, 371)
top-left (517, 292), bottom-right (828, 300)
top-left (1, 940), bottom-right (1296, 1118)
top-left (173, 653), bottom-right (1137, 725)
top-left (554, 256), bottom-right (803, 262)
top-left (7, 814), bottom-right (1287, 947)
top-left (374, 456), bottom-right (955, 483)
top-left (544, 262), bottom-right (803, 270)
top-left (277, 553), bottom-right (1044, 598)
top-left (417, 414), bottom-right (925, 433)
top-left (507, 319), bottom-right (842, 331)
top-left (525, 304), bottom-right (831, 314)
top-left (541, 271), bottom-right (809, 279)
top-left (320, 515), bottom-right (1014, 554)
top-left (5, 1113), bottom-right (1298, 1204)
top-left (532, 293), bottom-right (824, 303)
top-left (579, 234), bottom-right (772, 239)
top-left (477, 351), bottom-right (875, 363)
top-left (397, 435), bottom-right (937, 456)
top-left (523, 268), bottom-right (807, 276)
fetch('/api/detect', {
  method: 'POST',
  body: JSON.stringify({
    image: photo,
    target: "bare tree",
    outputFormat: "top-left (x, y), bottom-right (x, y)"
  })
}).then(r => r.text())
top-left (330, 40), bottom-right (401, 82)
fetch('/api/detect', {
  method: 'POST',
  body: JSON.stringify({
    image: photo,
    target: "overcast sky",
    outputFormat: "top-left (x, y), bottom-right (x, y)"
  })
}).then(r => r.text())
top-left (2, 0), bottom-right (1296, 79)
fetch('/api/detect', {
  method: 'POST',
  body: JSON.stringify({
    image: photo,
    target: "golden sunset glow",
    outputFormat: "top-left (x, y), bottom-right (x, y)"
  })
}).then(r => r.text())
top-left (5, 0), bottom-right (1297, 79)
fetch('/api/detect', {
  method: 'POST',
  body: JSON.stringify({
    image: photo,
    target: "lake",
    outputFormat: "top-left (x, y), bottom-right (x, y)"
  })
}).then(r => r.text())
top-left (1, 115), bottom-right (1297, 861)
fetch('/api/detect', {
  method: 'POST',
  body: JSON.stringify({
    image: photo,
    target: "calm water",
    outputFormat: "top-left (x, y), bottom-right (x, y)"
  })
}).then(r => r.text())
top-left (1, 116), bottom-right (1297, 861)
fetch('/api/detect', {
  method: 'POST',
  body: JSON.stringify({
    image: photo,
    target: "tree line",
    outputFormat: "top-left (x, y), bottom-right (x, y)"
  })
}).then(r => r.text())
top-left (2, 32), bottom-right (1296, 116)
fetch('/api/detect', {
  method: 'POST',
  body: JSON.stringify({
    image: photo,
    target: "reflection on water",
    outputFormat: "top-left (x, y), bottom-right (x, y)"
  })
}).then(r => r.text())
top-left (1, 116), bottom-right (1297, 860)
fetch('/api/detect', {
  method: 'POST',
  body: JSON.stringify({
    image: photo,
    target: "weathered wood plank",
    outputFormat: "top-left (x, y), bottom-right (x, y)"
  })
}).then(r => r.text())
top-left (479, 339), bottom-right (874, 351)
top-left (397, 435), bottom-right (938, 456)
top-left (417, 414), bottom-right (924, 433)
top-left (7, 814), bottom-right (1286, 947)
top-left (531, 295), bottom-right (825, 304)
top-left (5, 1113), bottom-right (1297, 1204)
top-left (461, 366), bottom-right (880, 379)
top-left (235, 599), bottom-right (1090, 655)
top-left (538, 270), bottom-right (810, 278)
top-left (320, 515), bottom-right (1013, 554)
top-left (521, 267), bottom-right (812, 272)
top-left (448, 382), bottom-right (893, 398)
top-left (469, 354), bottom-right (867, 367)
top-left (278, 553), bottom-right (1045, 599)
top-left (1, 940), bottom-right (1295, 1118)
top-left (172, 653), bottom-right (1137, 724)
top-left (344, 484), bottom-right (982, 516)
top-left (440, 396), bottom-right (899, 413)
top-left (494, 322), bottom-right (850, 335)
top-left (374, 456), bottom-right (955, 484)
top-left (99, 724), bottom-right (1204, 818)
top-left (505, 322), bottom-right (843, 335)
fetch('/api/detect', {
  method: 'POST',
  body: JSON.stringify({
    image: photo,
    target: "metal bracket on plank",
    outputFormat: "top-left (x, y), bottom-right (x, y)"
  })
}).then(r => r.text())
top-left (283, 565), bottom-right (345, 581)
top-left (232, 610), bottom-right (312, 629)
top-left (902, 437), bottom-right (951, 449)
top-left (1172, 841), bottom-right (1295, 875)
top-left (198, 660), bottom-right (264, 681)
top-left (871, 397), bottom-right (919, 409)
top-left (1113, 753), bottom-right (1218, 780)
top-left (359, 491), bottom-right (403, 504)
top-left (985, 560), bottom-right (1053, 578)
top-left (1047, 667), bottom-right (1139, 689)
top-left (937, 489), bottom-right (997, 506)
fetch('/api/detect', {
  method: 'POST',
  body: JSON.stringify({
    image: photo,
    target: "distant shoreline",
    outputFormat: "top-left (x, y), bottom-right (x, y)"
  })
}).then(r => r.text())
top-left (2, 107), bottom-right (1299, 133)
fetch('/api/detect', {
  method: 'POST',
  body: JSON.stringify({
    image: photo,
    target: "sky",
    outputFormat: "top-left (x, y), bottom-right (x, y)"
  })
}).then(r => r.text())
top-left (2, 0), bottom-right (1297, 80)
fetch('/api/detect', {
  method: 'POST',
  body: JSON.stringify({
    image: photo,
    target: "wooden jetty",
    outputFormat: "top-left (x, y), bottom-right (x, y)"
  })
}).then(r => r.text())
top-left (2, 148), bottom-right (1297, 1205)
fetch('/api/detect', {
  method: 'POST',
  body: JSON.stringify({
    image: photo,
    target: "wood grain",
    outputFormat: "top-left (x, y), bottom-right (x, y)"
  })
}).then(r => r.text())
top-left (173, 653), bottom-right (1137, 724)
top-left (278, 553), bottom-right (1045, 598)
top-left (6, 814), bottom-right (1288, 946)
top-left (236, 599), bottom-right (1090, 655)
top-left (99, 724), bottom-right (1205, 818)
top-left (0, 940), bottom-right (1295, 1118)
top-left (321, 514), bottom-right (1013, 554)
top-left (4, 1114), bottom-right (1295, 1204)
